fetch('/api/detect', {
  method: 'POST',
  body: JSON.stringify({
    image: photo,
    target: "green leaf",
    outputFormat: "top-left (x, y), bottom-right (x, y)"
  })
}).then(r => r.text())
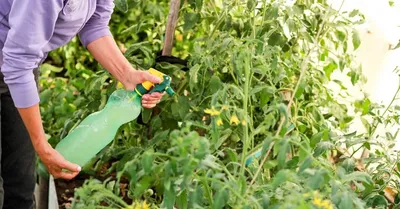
top-left (313, 141), bottom-right (334, 157)
top-left (349, 9), bottom-right (359, 17)
top-left (141, 108), bottom-right (152, 124)
top-left (189, 64), bottom-right (201, 91)
top-left (40, 63), bottom-right (63, 73)
top-left (114, 0), bottom-right (128, 12)
top-left (366, 194), bottom-right (388, 207)
top-left (307, 168), bottom-right (328, 189)
top-left (335, 30), bottom-right (346, 42)
top-left (184, 13), bottom-right (200, 31)
top-left (323, 62), bottom-right (338, 79)
top-left (162, 184), bottom-right (176, 209)
top-left (310, 131), bottom-right (324, 148)
top-left (261, 194), bottom-right (270, 208)
top-left (133, 176), bottom-right (152, 198)
top-left (215, 129), bottom-right (232, 150)
top-left (352, 30), bottom-right (361, 50)
top-left (295, 79), bottom-right (306, 99)
top-left (212, 189), bottom-right (229, 209)
top-left (277, 137), bottom-right (290, 169)
top-left (342, 158), bottom-right (355, 173)
top-left (141, 151), bottom-right (153, 174)
top-left (188, 0), bottom-right (203, 10)
top-left (271, 169), bottom-right (291, 189)
top-left (277, 103), bottom-right (289, 122)
top-left (247, 0), bottom-right (257, 11)
top-left (392, 40), bottom-right (400, 50)
top-left (261, 136), bottom-right (274, 155)
top-left (298, 156), bottom-right (313, 174)
top-left (208, 75), bottom-right (221, 94)
top-left (40, 89), bottom-right (52, 104)
top-left (339, 192), bottom-right (354, 209)
top-left (342, 171), bottom-right (373, 185)
top-left (176, 190), bottom-right (188, 209)
top-left (196, 0), bottom-right (203, 10)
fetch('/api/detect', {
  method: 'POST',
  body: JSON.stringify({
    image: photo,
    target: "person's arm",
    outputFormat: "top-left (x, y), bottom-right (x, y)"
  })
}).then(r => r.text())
top-left (78, 0), bottom-right (164, 108)
top-left (2, 0), bottom-right (80, 179)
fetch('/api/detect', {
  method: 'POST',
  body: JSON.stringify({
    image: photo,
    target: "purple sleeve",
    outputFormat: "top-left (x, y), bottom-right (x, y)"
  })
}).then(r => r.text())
top-left (1, 0), bottom-right (63, 108)
top-left (78, 0), bottom-right (114, 47)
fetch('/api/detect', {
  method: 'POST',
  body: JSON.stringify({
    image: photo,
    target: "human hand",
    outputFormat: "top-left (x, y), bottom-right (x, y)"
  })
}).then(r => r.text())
top-left (142, 92), bottom-right (165, 108)
top-left (120, 69), bottom-right (165, 108)
top-left (37, 143), bottom-right (81, 179)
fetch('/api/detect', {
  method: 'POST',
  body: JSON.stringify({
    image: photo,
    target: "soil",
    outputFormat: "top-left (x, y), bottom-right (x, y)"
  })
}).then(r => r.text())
top-left (56, 162), bottom-right (132, 209)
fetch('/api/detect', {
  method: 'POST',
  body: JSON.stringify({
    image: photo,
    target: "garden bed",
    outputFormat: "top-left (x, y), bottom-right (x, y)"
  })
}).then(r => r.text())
top-left (55, 162), bottom-right (131, 208)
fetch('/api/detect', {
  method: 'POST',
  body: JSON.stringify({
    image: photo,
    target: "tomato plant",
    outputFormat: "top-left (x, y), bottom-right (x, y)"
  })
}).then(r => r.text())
top-left (39, 0), bottom-right (400, 208)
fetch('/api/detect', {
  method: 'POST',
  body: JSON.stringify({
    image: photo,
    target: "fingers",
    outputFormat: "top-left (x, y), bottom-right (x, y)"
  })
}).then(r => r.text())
top-left (140, 71), bottom-right (161, 84)
top-left (53, 170), bottom-right (79, 180)
top-left (142, 92), bottom-right (163, 109)
top-left (60, 159), bottom-right (81, 173)
top-left (143, 92), bottom-right (163, 101)
top-left (58, 171), bottom-right (80, 180)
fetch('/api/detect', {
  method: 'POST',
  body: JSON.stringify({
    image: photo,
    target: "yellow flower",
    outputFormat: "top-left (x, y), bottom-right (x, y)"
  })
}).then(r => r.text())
top-left (216, 119), bottom-right (223, 126)
top-left (321, 200), bottom-right (333, 209)
top-left (230, 115), bottom-right (240, 125)
top-left (204, 107), bottom-right (221, 116)
top-left (312, 197), bottom-right (333, 209)
top-left (221, 105), bottom-right (229, 110)
top-left (241, 120), bottom-right (246, 126)
top-left (313, 197), bottom-right (323, 207)
top-left (126, 200), bottom-right (150, 209)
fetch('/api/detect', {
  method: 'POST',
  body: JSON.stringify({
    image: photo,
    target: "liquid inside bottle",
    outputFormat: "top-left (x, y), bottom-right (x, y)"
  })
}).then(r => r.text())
top-left (55, 89), bottom-right (142, 167)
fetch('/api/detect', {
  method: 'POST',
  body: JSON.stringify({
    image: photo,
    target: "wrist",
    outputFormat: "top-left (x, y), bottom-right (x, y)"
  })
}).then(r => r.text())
top-left (32, 135), bottom-right (52, 156)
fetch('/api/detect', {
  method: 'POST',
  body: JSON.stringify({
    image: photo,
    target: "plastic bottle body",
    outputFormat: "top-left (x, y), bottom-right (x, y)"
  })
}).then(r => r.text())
top-left (55, 89), bottom-right (142, 167)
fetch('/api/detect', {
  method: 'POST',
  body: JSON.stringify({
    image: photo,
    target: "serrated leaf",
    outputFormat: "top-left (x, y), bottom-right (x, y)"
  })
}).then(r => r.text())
top-left (342, 171), bottom-right (373, 185)
top-left (189, 64), bottom-right (200, 91)
top-left (313, 141), bottom-right (334, 157)
top-left (184, 13), bottom-right (200, 31)
top-left (114, 0), bottom-right (128, 12)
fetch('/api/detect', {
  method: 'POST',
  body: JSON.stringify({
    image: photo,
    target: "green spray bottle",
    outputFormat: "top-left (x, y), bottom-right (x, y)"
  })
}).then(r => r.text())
top-left (37, 68), bottom-right (174, 178)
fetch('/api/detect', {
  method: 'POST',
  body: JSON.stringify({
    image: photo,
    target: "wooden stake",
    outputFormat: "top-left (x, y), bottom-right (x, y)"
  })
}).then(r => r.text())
top-left (162, 0), bottom-right (181, 56)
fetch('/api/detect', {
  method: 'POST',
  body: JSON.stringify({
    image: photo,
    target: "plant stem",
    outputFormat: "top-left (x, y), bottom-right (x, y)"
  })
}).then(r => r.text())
top-left (240, 50), bottom-right (251, 177)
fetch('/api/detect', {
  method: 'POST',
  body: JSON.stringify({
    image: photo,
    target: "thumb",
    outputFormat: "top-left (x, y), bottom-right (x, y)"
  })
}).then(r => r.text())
top-left (139, 71), bottom-right (162, 84)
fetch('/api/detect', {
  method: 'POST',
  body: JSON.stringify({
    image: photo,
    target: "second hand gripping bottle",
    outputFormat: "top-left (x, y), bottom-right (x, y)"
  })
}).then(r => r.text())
top-left (38, 68), bottom-right (174, 177)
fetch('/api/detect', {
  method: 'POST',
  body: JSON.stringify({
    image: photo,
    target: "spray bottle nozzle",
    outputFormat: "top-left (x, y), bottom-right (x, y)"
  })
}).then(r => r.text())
top-left (135, 68), bottom-right (175, 97)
